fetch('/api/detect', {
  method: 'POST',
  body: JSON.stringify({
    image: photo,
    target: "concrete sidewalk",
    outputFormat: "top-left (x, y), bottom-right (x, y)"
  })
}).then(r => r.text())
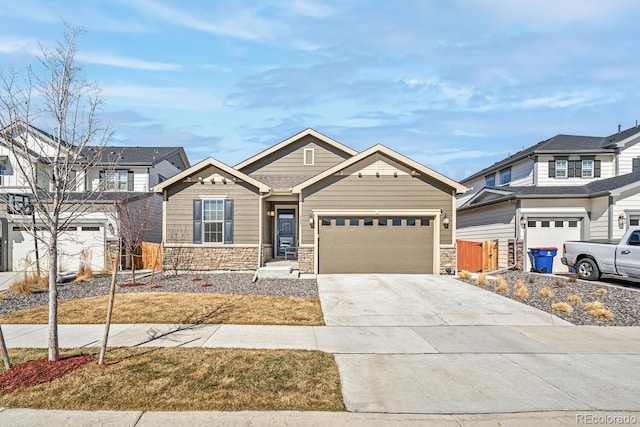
top-left (2, 273), bottom-right (640, 423)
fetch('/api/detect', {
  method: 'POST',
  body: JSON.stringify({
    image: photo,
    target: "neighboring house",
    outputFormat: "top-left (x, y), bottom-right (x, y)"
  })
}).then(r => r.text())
top-left (0, 123), bottom-right (189, 273)
top-left (457, 125), bottom-right (640, 273)
top-left (154, 128), bottom-right (466, 274)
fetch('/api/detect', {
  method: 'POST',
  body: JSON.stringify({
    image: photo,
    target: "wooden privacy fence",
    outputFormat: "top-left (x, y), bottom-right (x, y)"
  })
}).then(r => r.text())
top-left (457, 239), bottom-right (498, 272)
top-left (140, 242), bottom-right (162, 270)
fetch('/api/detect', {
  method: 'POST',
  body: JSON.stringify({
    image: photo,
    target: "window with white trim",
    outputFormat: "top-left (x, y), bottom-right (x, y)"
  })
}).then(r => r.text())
top-left (555, 160), bottom-right (567, 178)
top-left (581, 160), bottom-right (593, 178)
top-left (499, 168), bottom-right (511, 185)
top-left (104, 170), bottom-right (129, 191)
top-left (202, 199), bottom-right (224, 243)
top-left (485, 175), bottom-right (495, 187)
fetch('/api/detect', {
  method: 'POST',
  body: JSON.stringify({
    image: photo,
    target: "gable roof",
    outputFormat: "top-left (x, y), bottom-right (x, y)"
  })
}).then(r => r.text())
top-left (602, 125), bottom-right (640, 148)
top-left (234, 128), bottom-right (358, 170)
top-left (461, 133), bottom-right (611, 184)
top-left (152, 156), bottom-right (269, 193)
top-left (460, 172), bottom-right (640, 211)
top-left (292, 144), bottom-right (466, 194)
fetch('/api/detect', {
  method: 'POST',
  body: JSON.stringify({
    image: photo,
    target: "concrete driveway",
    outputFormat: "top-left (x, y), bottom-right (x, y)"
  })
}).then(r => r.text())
top-left (317, 274), bottom-right (640, 414)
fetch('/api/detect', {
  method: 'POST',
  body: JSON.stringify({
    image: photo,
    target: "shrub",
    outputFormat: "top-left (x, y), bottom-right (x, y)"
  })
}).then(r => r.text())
top-left (584, 301), bottom-right (604, 310)
top-left (589, 308), bottom-right (613, 320)
top-left (0, 292), bottom-right (4, 300)
top-left (514, 285), bottom-right (529, 298)
top-left (77, 248), bottom-right (94, 280)
top-left (495, 282), bottom-right (509, 293)
top-left (566, 294), bottom-right (583, 305)
top-left (10, 274), bottom-right (36, 295)
top-left (552, 302), bottom-right (573, 313)
top-left (539, 286), bottom-right (554, 298)
top-left (475, 273), bottom-right (489, 286)
top-left (596, 288), bottom-right (608, 295)
top-left (458, 270), bottom-right (472, 280)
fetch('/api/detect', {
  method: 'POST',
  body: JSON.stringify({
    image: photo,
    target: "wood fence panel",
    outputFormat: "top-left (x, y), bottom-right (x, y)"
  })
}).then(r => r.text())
top-left (482, 239), bottom-right (499, 272)
top-left (141, 242), bottom-right (162, 270)
top-left (457, 240), bottom-right (483, 272)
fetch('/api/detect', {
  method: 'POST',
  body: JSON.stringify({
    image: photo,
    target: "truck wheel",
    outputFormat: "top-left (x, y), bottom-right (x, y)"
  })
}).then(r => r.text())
top-left (576, 258), bottom-right (601, 281)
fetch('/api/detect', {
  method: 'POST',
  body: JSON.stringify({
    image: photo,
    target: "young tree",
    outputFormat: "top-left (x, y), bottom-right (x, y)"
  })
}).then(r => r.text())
top-left (0, 26), bottom-right (112, 361)
top-left (114, 191), bottom-right (162, 284)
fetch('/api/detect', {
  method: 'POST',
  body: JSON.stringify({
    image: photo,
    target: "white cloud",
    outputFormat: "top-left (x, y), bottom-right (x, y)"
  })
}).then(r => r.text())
top-left (287, 0), bottom-right (336, 18)
top-left (452, 130), bottom-right (486, 138)
top-left (466, 0), bottom-right (640, 27)
top-left (404, 77), bottom-right (474, 105)
top-left (0, 37), bottom-right (39, 55)
top-left (77, 52), bottom-right (182, 71)
top-left (102, 84), bottom-right (221, 110)
top-left (133, 0), bottom-right (281, 41)
top-left (516, 92), bottom-right (609, 109)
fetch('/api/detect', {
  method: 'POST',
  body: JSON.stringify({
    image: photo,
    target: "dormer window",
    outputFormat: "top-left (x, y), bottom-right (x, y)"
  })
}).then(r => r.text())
top-left (304, 148), bottom-right (314, 166)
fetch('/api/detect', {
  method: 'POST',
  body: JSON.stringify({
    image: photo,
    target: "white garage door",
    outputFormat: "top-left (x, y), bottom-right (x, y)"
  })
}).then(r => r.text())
top-left (525, 218), bottom-right (582, 273)
top-left (10, 224), bottom-right (105, 273)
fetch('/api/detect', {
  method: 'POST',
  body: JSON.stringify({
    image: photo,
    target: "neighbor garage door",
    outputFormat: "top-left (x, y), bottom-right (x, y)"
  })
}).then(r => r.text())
top-left (318, 216), bottom-right (434, 274)
top-left (526, 218), bottom-right (582, 273)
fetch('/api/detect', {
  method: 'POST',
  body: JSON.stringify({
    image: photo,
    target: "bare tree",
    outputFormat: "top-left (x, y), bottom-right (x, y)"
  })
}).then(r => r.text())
top-left (0, 26), bottom-right (112, 361)
top-left (113, 191), bottom-right (162, 284)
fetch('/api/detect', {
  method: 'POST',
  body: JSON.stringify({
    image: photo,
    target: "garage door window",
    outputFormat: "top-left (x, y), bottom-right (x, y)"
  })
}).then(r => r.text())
top-left (555, 221), bottom-right (564, 227)
top-left (569, 221), bottom-right (578, 227)
top-left (335, 218), bottom-right (345, 226)
top-left (364, 218), bottom-right (374, 226)
top-left (378, 218), bottom-right (387, 226)
top-left (392, 218), bottom-right (402, 226)
top-left (321, 218), bottom-right (331, 226)
top-left (421, 218), bottom-right (430, 226)
top-left (349, 218), bottom-right (359, 226)
top-left (406, 218), bottom-right (416, 226)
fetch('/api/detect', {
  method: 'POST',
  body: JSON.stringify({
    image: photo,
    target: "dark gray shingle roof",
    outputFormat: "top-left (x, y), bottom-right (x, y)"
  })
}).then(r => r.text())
top-left (82, 146), bottom-right (185, 166)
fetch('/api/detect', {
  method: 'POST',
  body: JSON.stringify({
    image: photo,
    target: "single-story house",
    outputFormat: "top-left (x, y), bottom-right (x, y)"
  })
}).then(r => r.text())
top-left (153, 128), bottom-right (466, 274)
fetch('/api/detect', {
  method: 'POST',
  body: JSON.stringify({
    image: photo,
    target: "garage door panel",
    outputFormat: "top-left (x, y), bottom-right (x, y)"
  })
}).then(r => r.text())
top-left (318, 217), bottom-right (434, 274)
top-left (526, 219), bottom-right (582, 273)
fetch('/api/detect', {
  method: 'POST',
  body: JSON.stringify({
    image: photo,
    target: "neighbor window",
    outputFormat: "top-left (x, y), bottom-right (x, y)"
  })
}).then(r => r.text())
top-left (555, 160), bottom-right (567, 178)
top-left (499, 168), bottom-right (511, 185)
top-left (203, 200), bottom-right (224, 243)
top-left (582, 160), bottom-right (594, 178)
top-left (485, 175), bottom-right (495, 187)
top-left (103, 170), bottom-right (130, 191)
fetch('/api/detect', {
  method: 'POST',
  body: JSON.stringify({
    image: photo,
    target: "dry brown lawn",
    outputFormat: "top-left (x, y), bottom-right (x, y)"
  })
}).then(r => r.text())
top-left (0, 347), bottom-right (345, 411)
top-left (0, 292), bottom-right (324, 326)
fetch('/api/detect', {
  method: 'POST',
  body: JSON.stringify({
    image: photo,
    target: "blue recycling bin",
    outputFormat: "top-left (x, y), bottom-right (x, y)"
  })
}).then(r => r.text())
top-left (529, 247), bottom-right (558, 274)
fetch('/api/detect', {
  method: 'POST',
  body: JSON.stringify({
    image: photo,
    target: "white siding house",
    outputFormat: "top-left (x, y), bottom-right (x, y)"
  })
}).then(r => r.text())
top-left (0, 123), bottom-right (189, 273)
top-left (457, 126), bottom-right (640, 273)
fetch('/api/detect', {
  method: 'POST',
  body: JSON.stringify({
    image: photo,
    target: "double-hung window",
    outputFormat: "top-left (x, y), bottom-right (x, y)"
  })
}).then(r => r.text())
top-left (499, 168), bottom-right (511, 186)
top-left (555, 160), bottom-right (568, 178)
top-left (202, 200), bottom-right (224, 243)
top-left (581, 160), bottom-right (593, 178)
top-left (485, 175), bottom-right (495, 187)
top-left (104, 170), bottom-right (130, 191)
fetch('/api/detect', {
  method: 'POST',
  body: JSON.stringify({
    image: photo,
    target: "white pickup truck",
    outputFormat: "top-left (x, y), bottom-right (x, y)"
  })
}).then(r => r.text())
top-left (561, 228), bottom-right (640, 281)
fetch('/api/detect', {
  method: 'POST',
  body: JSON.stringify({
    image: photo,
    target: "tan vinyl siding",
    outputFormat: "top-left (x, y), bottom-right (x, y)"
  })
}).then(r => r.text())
top-left (239, 135), bottom-right (351, 178)
top-left (457, 202), bottom-right (516, 269)
top-left (301, 173), bottom-right (454, 245)
top-left (164, 166), bottom-right (260, 244)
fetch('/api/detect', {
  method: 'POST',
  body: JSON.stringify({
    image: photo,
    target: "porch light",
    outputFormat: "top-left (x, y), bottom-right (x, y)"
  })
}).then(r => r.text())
top-left (618, 213), bottom-right (626, 229)
top-left (520, 216), bottom-right (527, 227)
top-left (309, 213), bottom-right (315, 228)
top-left (442, 213), bottom-right (450, 229)
top-left (267, 210), bottom-right (275, 217)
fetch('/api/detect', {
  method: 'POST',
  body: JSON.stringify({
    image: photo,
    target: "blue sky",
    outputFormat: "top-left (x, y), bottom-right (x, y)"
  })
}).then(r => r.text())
top-left (2, 0), bottom-right (640, 180)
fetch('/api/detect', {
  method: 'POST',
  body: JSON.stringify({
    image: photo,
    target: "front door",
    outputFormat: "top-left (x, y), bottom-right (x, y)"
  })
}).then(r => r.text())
top-left (276, 209), bottom-right (296, 257)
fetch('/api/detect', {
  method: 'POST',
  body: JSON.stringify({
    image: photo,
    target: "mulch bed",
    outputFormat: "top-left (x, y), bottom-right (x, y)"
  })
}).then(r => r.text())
top-left (0, 354), bottom-right (94, 393)
top-left (119, 283), bottom-right (146, 288)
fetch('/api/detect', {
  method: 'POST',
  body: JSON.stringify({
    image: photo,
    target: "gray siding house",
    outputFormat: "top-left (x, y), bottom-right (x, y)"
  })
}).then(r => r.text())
top-left (154, 129), bottom-right (466, 274)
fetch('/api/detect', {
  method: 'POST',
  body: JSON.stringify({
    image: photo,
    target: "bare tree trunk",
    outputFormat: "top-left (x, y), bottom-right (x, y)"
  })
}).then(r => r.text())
top-left (0, 326), bottom-right (11, 371)
top-left (48, 237), bottom-right (59, 361)
top-left (130, 252), bottom-right (136, 284)
top-left (99, 244), bottom-right (120, 365)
